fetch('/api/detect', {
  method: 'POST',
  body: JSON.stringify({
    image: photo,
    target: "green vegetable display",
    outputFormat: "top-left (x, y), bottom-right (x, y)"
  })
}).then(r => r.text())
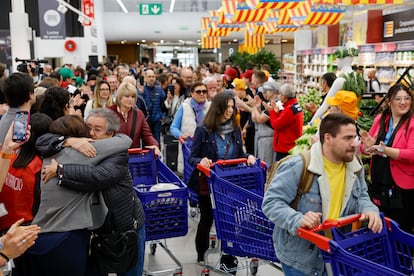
top-left (341, 72), bottom-right (366, 97)
top-left (288, 125), bottom-right (318, 155)
top-left (298, 88), bottom-right (322, 124)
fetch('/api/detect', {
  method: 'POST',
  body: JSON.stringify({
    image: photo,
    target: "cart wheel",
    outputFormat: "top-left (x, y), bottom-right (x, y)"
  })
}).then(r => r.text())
top-left (190, 208), bottom-right (197, 217)
top-left (150, 243), bottom-right (157, 255)
top-left (201, 268), bottom-right (210, 276)
top-left (250, 258), bottom-right (259, 275)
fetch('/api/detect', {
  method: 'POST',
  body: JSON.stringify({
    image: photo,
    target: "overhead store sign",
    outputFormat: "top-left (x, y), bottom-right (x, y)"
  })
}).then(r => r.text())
top-left (139, 3), bottom-right (162, 15)
top-left (383, 8), bottom-right (414, 42)
top-left (38, 0), bottom-right (66, 39)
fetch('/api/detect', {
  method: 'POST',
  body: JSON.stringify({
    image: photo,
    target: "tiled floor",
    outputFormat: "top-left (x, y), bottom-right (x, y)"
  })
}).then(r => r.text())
top-left (143, 208), bottom-right (284, 276)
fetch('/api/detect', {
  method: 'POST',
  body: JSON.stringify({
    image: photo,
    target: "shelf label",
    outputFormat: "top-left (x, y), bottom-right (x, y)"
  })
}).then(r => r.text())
top-left (396, 40), bottom-right (414, 51)
top-left (358, 45), bottom-right (375, 53)
top-left (313, 49), bottom-right (321, 55)
top-left (374, 43), bottom-right (396, 52)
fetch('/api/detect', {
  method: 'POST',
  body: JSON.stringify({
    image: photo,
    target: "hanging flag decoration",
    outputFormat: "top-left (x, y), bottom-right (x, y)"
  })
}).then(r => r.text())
top-left (246, 0), bottom-right (305, 9)
top-left (222, 0), bottom-right (270, 23)
top-left (202, 36), bottom-right (221, 49)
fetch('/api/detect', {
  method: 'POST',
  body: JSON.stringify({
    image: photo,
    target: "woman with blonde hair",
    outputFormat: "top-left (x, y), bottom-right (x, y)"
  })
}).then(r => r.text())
top-left (107, 82), bottom-right (160, 153)
top-left (83, 80), bottom-right (113, 120)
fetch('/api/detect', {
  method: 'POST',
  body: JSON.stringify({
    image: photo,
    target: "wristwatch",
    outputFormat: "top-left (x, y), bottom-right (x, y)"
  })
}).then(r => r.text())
top-left (56, 163), bottom-right (64, 185)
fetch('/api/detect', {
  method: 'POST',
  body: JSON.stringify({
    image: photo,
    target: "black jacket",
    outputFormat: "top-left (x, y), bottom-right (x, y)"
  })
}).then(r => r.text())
top-left (60, 152), bottom-right (145, 232)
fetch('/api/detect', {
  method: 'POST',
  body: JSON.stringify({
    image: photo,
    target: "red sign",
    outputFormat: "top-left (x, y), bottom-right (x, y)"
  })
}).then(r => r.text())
top-left (374, 42), bottom-right (396, 52)
top-left (82, 0), bottom-right (95, 26)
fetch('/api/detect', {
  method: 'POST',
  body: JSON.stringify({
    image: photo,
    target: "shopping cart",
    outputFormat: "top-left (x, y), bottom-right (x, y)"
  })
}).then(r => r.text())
top-left (179, 137), bottom-right (199, 216)
top-left (297, 213), bottom-right (414, 276)
top-left (197, 158), bottom-right (281, 275)
top-left (128, 148), bottom-right (188, 276)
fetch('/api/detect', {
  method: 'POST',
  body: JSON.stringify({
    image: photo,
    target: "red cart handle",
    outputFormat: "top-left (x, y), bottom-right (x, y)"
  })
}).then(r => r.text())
top-left (178, 136), bottom-right (193, 144)
top-left (196, 158), bottom-right (258, 177)
top-left (128, 148), bottom-right (152, 155)
top-left (297, 214), bottom-right (361, 252)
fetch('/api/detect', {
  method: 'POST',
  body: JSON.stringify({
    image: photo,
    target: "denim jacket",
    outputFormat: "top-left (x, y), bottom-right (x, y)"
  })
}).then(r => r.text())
top-left (189, 125), bottom-right (247, 167)
top-left (262, 142), bottom-right (378, 275)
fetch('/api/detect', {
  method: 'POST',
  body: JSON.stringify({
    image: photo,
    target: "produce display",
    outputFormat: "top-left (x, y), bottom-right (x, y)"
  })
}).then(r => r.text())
top-left (298, 88), bottom-right (322, 124)
top-left (289, 125), bottom-right (318, 155)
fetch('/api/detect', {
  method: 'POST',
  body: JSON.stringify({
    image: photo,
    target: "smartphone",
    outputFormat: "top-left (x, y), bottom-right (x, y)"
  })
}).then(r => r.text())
top-left (12, 111), bottom-right (30, 142)
top-left (139, 75), bottom-right (144, 86)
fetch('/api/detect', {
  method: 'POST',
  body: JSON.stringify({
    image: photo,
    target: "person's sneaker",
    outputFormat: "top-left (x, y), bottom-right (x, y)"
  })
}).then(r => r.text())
top-left (220, 255), bottom-right (238, 275)
top-left (197, 261), bottom-right (205, 266)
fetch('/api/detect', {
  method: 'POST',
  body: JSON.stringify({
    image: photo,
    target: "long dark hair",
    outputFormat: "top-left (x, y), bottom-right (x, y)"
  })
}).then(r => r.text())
top-left (202, 92), bottom-right (237, 133)
top-left (13, 113), bottom-right (53, 168)
top-left (39, 87), bottom-right (70, 120)
top-left (379, 84), bottom-right (413, 136)
top-left (50, 115), bottom-right (91, 138)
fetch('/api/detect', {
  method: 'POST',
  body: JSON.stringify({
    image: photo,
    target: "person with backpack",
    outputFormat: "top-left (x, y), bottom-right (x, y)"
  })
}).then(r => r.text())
top-left (262, 113), bottom-right (382, 276)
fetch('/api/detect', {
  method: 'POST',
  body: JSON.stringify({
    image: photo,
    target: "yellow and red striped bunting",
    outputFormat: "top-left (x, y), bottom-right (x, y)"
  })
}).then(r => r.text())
top-left (207, 28), bottom-right (231, 37)
top-left (244, 29), bottom-right (265, 48)
top-left (246, 0), bottom-right (305, 9)
top-left (315, 0), bottom-right (402, 3)
top-left (222, 0), bottom-right (270, 23)
top-left (202, 37), bottom-right (221, 49)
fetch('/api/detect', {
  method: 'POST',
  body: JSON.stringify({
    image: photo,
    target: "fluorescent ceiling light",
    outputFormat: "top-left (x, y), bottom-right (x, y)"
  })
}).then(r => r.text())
top-left (116, 0), bottom-right (128, 13)
top-left (169, 0), bottom-right (176, 13)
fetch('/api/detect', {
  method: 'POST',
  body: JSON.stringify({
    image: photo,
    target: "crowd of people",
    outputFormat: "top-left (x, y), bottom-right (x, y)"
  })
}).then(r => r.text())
top-left (0, 56), bottom-right (412, 276)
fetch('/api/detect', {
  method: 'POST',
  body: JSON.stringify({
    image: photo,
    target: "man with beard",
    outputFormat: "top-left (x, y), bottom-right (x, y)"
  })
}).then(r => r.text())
top-left (263, 113), bottom-right (382, 276)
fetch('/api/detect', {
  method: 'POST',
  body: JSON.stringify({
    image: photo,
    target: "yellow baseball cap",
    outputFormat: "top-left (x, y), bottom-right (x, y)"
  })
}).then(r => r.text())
top-left (231, 78), bottom-right (246, 90)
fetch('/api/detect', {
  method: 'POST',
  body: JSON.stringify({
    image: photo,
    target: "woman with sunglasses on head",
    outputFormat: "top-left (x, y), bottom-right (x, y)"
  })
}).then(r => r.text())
top-left (361, 84), bottom-right (414, 233)
top-left (170, 82), bottom-right (211, 175)
top-left (188, 92), bottom-right (256, 267)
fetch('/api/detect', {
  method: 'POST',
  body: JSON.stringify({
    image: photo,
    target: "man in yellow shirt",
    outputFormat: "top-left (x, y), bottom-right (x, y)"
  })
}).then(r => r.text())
top-left (263, 113), bottom-right (381, 276)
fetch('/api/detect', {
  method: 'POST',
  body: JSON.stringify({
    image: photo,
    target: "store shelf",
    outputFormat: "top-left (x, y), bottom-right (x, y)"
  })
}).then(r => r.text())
top-left (295, 40), bottom-right (414, 94)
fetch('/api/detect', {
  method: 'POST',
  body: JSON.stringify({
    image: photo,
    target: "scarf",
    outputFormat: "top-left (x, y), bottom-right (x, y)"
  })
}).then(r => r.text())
top-left (190, 98), bottom-right (206, 124)
top-left (219, 119), bottom-right (234, 135)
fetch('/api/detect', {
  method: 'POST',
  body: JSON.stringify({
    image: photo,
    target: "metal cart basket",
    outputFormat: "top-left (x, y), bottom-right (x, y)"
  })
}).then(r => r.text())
top-left (128, 148), bottom-right (188, 276)
top-left (197, 158), bottom-right (281, 275)
top-left (298, 213), bottom-right (414, 276)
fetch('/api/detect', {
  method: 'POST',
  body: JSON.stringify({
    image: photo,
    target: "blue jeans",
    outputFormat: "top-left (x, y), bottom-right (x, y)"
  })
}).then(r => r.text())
top-left (282, 263), bottom-right (308, 276)
top-left (120, 225), bottom-right (146, 276)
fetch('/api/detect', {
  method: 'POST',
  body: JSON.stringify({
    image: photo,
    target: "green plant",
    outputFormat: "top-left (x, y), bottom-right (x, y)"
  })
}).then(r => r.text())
top-left (228, 49), bottom-right (281, 77)
top-left (334, 47), bottom-right (359, 59)
top-left (341, 71), bottom-right (366, 97)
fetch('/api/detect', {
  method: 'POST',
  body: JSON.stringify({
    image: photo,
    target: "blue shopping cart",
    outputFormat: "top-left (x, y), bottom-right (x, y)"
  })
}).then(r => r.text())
top-left (128, 148), bottom-right (188, 276)
top-left (196, 158), bottom-right (281, 275)
top-left (297, 213), bottom-right (414, 276)
top-left (179, 137), bottom-right (199, 213)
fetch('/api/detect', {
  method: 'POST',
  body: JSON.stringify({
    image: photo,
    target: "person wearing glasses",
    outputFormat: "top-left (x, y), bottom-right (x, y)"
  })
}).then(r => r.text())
top-left (360, 84), bottom-right (414, 234)
top-left (83, 80), bottom-right (113, 120)
top-left (170, 82), bottom-right (211, 175)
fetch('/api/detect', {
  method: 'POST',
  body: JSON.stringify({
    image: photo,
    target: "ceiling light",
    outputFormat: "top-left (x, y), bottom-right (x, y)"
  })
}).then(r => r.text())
top-left (281, 39), bottom-right (288, 43)
top-left (169, 0), bottom-right (176, 13)
top-left (57, 4), bottom-right (68, 14)
top-left (121, 40), bottom-right (126, 44)
top-left (160, 40), bottom-right (164, 43)
top-left (136, 42), bottom-right (140, 45)
top-left (141, 39), bottom-right (146, 43)
top-left (116, 0), bottom-right (128, 13)
top-left (233, 39), bottom-right (238, 42)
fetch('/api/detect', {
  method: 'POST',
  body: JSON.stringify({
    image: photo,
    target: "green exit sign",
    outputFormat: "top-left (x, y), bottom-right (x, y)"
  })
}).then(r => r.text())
top-left (139, 3), bottom-right (162, 15)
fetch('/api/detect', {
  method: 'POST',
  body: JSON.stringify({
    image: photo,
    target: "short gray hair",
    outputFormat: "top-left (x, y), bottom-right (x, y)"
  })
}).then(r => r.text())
top-left (279, 83), bottom-right (295, 99)
top-left (203, 76), bottom-right (217, 85)
top-left (87, 108), bottom-right (120, 135)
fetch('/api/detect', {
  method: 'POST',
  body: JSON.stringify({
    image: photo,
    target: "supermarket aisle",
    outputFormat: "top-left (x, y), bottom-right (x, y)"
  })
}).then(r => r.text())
top-left (143, 209), bottom-right (284, 275)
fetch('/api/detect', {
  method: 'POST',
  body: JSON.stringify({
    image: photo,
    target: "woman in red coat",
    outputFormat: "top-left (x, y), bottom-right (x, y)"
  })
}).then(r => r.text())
top-left (107, 82), bottom-right (160, 154)
top-left (269, 83), bottom-right (304, 161)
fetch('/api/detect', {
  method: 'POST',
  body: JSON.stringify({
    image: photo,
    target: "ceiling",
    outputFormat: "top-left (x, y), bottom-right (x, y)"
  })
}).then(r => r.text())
top-left (102, 0), bottom-right (414, 45)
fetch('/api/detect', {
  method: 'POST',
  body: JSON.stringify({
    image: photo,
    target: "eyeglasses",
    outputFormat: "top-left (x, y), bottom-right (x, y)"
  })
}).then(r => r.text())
top-left (392, 96), bottom-right (412, 103)
top-left (194, 89), bottom-right (207, 94)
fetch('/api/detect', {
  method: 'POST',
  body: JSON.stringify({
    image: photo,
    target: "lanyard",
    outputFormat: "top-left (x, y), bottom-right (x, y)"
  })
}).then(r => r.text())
top-left (384, 117), bottom-right (394, 145)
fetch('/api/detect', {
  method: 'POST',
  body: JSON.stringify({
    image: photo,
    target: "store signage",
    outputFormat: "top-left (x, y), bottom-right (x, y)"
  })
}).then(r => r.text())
top-left (374, 43), bottom-right (396, 52)
top-left (383, 8), bottom-right (414, 42)
top-left (139, 3), bottom-right (162, 15)
top-left (38, 0), bottom-right (66, 39)
top-left (396, 41), bottom-right (414, 51)
top-left (358, 45), bottom-right (375, 53)
top-left (82, 0), bottom-right (95, 26)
